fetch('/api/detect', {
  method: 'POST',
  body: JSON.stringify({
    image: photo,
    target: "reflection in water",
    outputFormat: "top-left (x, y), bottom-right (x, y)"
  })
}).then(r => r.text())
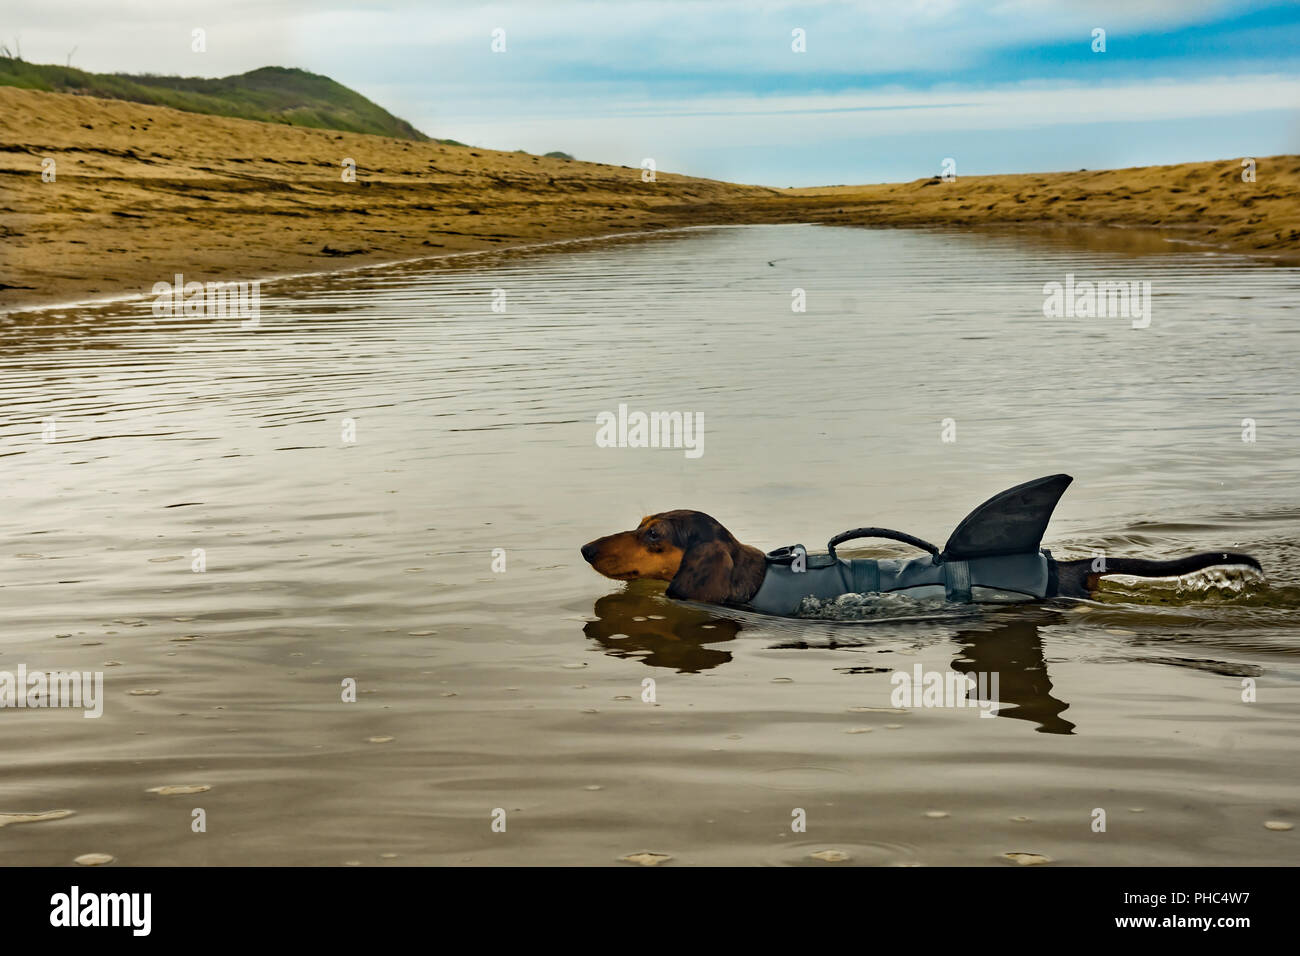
top-left (584, 583), bottom-right (1078, 733)
top-left (582, 583), bottom-right (740, 672)
top-left (950, 609), bottom-right (1075, 736)
top-left (585, 575), bottom-right (1289, 735)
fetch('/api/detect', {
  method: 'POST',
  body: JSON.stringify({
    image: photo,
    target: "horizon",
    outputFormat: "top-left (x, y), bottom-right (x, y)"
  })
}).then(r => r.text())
top-left (7, 0), bottom-right (1300, 186)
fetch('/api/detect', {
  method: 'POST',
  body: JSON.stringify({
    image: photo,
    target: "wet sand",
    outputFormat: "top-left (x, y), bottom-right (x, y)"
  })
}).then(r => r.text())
top-left (2, 85), bottom-right (1297, 313)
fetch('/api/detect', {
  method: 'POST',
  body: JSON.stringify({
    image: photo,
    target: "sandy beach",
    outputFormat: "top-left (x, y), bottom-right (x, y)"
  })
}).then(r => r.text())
top-left (1, 84), bottom-right (1298, 312)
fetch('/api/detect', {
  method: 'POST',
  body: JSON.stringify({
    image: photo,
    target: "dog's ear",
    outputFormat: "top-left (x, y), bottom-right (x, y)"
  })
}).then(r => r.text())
top-left (666, 540), bottom-right (736, 603)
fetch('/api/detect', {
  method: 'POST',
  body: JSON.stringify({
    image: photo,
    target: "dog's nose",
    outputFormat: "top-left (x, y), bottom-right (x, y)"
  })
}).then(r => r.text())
top-left (581, 542), bottom-right (599, 563)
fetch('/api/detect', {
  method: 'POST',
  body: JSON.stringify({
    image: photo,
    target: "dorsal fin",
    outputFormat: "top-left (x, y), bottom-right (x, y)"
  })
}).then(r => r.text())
top-left (942, 474), bottom-right (1073, 560)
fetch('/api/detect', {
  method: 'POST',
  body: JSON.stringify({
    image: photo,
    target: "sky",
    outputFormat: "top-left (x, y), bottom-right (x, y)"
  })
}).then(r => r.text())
top-left (9, 0), bottom-right (1300, 186)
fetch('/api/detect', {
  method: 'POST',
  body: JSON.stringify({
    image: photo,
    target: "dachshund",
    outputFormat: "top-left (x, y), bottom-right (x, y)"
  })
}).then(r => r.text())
top-left (581, 511), bottom-right (767, 605)
top-left (581, 510), bottom-right (1263, 610)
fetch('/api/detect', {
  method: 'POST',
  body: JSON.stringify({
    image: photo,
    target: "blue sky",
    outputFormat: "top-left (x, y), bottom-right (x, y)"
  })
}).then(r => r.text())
top-left (14, 1), bottom-right (1300, 185)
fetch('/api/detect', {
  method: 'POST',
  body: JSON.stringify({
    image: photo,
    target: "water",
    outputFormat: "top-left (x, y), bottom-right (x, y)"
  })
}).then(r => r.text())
top-left (2, 224), bottom-right (1298, 866)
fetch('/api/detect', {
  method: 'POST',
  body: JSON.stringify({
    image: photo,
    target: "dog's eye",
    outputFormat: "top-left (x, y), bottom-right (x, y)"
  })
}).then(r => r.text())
top-left (645, 527), bottom-right (661, 542)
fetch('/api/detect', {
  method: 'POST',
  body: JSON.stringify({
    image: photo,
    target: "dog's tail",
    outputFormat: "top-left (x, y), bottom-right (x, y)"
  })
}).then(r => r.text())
top-left (1055, 552), bottom-right (1262, 597)
top-left (1099, 552), bottom-right (1262, 577)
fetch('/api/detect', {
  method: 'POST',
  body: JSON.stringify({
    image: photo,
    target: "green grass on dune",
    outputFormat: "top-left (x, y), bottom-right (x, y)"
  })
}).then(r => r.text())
top-left (0, 58), bottom-right (434, 141)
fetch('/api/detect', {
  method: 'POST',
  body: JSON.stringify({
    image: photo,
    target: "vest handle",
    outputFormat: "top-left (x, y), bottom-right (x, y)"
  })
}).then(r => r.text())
top-left (826, 528), bottom-right (942, 563)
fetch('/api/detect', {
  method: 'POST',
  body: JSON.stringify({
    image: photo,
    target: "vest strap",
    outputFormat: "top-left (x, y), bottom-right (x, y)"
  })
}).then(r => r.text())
top-left (850, 559), bottom-right (880, 594)
top-left (944, 559), bottom-right (972, 602)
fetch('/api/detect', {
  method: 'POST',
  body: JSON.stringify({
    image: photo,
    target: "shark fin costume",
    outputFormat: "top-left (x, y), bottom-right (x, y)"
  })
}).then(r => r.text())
top-left (748, 474), bottom-right (1072, 616)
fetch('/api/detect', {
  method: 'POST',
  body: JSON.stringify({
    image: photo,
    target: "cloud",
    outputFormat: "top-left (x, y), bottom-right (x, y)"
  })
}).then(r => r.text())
top-left (7, 1), bottom-right (1296, 183)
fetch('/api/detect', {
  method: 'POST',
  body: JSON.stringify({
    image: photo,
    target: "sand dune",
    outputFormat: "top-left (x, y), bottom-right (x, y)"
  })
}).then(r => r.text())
top-left (1, 85), bottom-right (1296, 311)
top-left (0, 87), bottom-right (777, 311)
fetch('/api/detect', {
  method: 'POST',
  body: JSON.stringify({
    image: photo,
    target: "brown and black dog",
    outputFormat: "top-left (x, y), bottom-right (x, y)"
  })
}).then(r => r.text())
top-left (581, 512), bottom-right (767, 605)
top-left (581, 510), bottom-right (1262, 608)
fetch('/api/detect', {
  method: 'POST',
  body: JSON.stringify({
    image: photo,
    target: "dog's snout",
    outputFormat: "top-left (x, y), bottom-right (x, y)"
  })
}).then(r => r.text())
top-left (581, 541), bottom-right (599, 563)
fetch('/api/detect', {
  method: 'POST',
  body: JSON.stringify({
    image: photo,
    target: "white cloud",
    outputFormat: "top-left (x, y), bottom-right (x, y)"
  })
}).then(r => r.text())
top-left (7, 1), bottom-right (1293, 183)
top-left (9, 0), bottom-right (1256, 79)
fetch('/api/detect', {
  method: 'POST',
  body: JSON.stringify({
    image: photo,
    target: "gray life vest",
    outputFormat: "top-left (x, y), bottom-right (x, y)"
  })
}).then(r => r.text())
top-left (747, 474), bottom-right (1071, 617)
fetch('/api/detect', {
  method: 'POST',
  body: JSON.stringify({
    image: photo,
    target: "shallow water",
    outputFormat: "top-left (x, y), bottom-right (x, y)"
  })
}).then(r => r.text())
top-left (1, 224), bottom-right (1298, 866)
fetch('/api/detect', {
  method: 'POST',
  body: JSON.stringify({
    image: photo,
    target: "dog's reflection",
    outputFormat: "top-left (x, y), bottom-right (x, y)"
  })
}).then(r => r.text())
top-left (582, 583), bottom-right (740, 672)
top-left (583, 585), bottom-right (1075, 733)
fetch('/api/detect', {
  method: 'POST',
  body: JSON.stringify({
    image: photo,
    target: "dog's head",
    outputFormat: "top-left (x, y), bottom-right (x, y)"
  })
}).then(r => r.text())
top-left (581, 510), bottom-right (748, 603)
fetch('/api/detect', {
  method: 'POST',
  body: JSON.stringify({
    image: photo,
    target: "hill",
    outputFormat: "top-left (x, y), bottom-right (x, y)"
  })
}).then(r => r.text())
top-left (0, 58), bottom-right (430, 141)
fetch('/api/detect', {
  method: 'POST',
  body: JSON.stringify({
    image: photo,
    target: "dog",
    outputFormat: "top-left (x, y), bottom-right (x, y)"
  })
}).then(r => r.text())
top-left (582, 510), bottom-right (768, 605)
top-left (581, 478), bottom-right (1263, 613)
